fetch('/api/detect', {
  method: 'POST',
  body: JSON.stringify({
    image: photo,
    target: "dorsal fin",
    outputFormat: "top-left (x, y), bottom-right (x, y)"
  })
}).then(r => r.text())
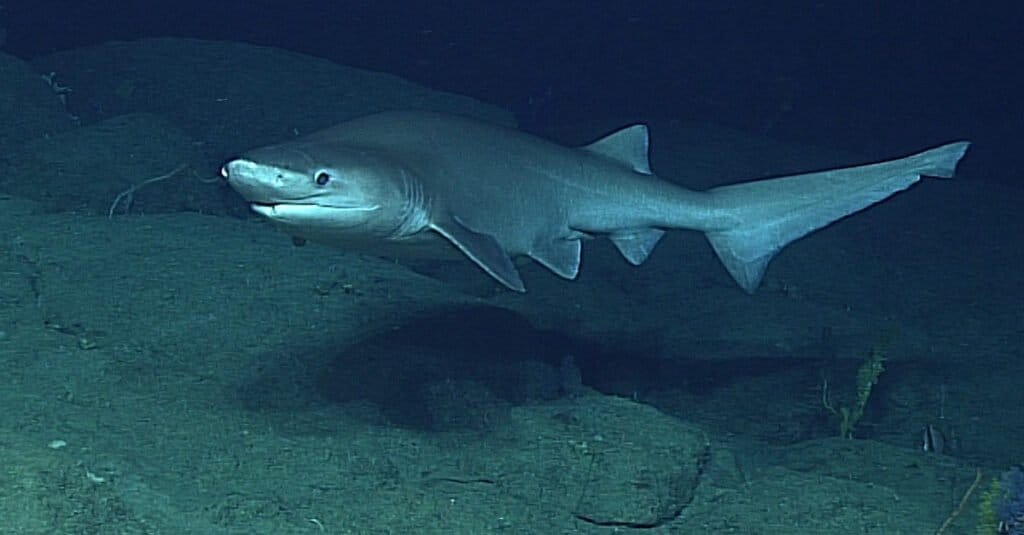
top-left (581, 124), bottom-right (651, 174)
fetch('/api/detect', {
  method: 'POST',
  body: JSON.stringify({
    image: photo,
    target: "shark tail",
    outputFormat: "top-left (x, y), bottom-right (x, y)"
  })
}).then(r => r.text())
top-left (703, 141), bottom-right (970, 293)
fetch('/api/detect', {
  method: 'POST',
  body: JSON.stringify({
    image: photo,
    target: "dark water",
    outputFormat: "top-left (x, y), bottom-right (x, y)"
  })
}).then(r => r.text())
top-left (5, 2), bottom-right (1021, 181)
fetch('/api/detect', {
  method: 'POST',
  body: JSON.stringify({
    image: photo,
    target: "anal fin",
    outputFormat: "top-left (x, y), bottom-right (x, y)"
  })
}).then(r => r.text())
top-left (609, 228), bottom-right (665, 265)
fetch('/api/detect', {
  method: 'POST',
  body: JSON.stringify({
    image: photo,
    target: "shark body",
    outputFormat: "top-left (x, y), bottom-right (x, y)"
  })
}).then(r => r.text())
top-left (223, 110), bottom-right (969, 292)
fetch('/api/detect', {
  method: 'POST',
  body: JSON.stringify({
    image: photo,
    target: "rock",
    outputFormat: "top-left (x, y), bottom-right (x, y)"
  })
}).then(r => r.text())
top-left (463, 394), bottom-right (711, 527)
top-left (0, 52), bottom-right (76, 153)
top-left (1, 113), bottom-right (207, 215)
top-left (31, 38), bottom-right (514, 161)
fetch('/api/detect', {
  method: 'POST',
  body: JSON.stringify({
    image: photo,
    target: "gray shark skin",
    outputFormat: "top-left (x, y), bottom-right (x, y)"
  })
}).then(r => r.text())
top-left (222, 110), bottom-right (969, 293)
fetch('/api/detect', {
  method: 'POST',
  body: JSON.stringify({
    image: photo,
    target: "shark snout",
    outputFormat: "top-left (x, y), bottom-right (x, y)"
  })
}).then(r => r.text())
top-left (222, 159), bottom-right (301, 204)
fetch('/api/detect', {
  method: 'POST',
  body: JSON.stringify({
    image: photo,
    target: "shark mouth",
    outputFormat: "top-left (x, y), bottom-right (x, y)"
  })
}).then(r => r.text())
top-left (250, 203), bottom-right (380, 217)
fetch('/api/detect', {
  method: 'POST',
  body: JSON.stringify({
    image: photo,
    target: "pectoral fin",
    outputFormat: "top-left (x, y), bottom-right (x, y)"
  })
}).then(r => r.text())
top-left (430, 216), bottom-right (525, 292)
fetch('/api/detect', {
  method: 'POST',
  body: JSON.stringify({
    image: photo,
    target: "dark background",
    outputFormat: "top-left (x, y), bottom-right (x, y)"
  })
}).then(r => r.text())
top-left (3, 1), bottom-right (1020, 183)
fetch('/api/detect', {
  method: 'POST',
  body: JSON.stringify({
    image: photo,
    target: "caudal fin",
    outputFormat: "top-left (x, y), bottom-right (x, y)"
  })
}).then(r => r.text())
top-left (705, 141), bottom-right (970, 293)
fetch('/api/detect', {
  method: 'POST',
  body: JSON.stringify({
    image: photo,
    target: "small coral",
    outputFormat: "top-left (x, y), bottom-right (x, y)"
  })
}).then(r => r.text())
top-left (978, 466), bottom-right (1024, 535)
top-left (978, 479), bottom-right (1002, 535)
top-left (822, 340), bottom-right (888, 438)
top-left (996, 466), bottom-right (1024, 535)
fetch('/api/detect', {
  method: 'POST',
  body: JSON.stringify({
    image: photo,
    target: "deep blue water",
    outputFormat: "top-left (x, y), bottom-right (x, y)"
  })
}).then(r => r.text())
top-left (4, 1), bottom-right (1020, 183)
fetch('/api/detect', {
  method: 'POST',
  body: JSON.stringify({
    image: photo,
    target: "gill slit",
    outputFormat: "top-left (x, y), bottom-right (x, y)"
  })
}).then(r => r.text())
top-left (392, 171), bottom-right (431, 239)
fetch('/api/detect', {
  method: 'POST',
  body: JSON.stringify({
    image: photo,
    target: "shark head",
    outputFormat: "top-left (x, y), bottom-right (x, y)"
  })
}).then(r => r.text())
top-left (222, 141), bottom-right (429, 245)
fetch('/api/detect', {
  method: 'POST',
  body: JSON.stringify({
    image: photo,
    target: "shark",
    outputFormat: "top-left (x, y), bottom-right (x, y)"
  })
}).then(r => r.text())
top-left (222, 110), bottom-right (969, 293)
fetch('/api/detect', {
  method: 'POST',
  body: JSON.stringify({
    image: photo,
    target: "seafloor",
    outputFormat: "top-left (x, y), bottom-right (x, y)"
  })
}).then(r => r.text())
top-left (0, 38), bottom-right (1019, 534)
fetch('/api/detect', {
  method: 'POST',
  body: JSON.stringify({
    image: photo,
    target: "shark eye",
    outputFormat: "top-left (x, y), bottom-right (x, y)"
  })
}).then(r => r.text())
top-left (314, 171), bottom-right (332, 186)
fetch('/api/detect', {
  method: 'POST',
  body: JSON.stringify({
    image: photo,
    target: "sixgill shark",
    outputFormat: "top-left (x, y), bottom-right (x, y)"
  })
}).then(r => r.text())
top-left (222, 110), bottom-right (969, 293)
